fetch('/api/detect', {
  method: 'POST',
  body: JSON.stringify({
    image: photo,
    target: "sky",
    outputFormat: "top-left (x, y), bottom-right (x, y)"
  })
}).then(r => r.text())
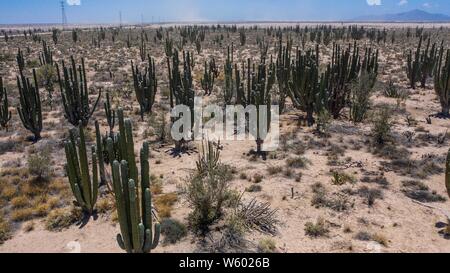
top-left (0, 0), bottom-right (448, 24)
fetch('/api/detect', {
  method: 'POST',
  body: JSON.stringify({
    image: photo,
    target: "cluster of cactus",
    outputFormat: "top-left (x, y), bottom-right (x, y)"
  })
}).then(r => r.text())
top-left (434, 45), bottom-right (450, 116)
top-left (167, 50), bottom-right (196, 150)
top-left (239, 29), bottom-right (246, 46)
top-left (223, 44), bottom-right (234, 105)
top-left (112, 141), bottom-right (160, 253)
top-left (17, 70), bottom-right (43, 141)
top-left (235, 57), bottom-right (276, 154)
top-left (164, 35), bottom-right (173, 58)
top-left (64, 124), bottom-right (99, 214)
top-left (288, 45), bottom-right (324, 126)
top-left (201, 60), bottom-right (215, 96)
top-left (323, 42), bottom-right (368, 119)
top-left (407, 36), bottom-right (439, 89)
top-left (131, 57), bottom-right (158, 120)
top-left (39, 40), bottom-right (53, 66)
top-left (276, 36), bottom-right (292, 113)
top-left (56, 56), bottom-right (102, 127)
top-left (0, 77), bottom-right (12, 131)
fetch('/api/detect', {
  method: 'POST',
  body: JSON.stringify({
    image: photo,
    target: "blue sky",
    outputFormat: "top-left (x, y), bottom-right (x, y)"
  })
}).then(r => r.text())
top-left (0, 0), bottom-right (448, 24)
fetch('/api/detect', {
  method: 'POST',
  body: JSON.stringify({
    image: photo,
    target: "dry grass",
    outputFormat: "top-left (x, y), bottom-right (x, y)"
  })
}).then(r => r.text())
top-left (154, 193), bottom-right (178, 218)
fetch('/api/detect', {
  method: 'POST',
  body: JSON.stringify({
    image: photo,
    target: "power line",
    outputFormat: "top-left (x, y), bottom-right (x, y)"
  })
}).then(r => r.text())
top-left (60, 1), bottom-right (67, 29)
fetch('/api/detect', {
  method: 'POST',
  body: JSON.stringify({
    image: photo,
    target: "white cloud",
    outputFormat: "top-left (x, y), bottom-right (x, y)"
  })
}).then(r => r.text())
top-left (366, 0), bottom-right (382, 6)
top-left (422, 2), bottom-right (431, 8)
top-left (398, 0), bottom-right (408, 6)
top-left (67, 0), bottom-right (81, 6)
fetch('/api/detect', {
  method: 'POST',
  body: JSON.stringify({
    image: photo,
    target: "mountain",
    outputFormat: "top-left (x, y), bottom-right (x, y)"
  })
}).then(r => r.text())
top-left (352, 9), bottom-right (450, 22)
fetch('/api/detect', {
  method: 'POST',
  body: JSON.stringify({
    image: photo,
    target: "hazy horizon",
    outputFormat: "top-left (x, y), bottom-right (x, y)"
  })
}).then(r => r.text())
top-left (0, 0), bottom-right (449, 25)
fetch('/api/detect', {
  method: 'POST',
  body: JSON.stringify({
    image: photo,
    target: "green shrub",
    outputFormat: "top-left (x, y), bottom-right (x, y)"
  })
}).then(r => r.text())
top-left (160, 218), bottom-right (188, 245)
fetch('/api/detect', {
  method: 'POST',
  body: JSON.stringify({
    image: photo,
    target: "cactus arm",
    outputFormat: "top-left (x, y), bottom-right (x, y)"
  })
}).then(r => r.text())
top-left (128, 179), bottom-right (140, 252)
top-left (112, 161), bottom-right (132, 253)
top-left (91, 147), bottom-right (99, 209)
top-left (77, 124), bottom-right (92, 211)
top-left (95, 121), bottom-right (106, 183)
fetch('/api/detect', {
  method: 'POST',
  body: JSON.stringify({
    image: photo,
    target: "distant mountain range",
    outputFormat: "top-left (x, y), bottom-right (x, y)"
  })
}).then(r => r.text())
top-left (352, 9), bottom-right (450, 22)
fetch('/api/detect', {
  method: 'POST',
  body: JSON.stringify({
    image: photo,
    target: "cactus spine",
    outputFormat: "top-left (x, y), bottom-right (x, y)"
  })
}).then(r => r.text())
top-left (17, 69), bottom-right (43, 141)
top-left (434, 46), bottom-right (450, 116)
top-left (0, 77), bottom-right (12, 131)
top-left (56, 56), bottom-right (102, 127)
top-left (131, 57), bottom-right (158, 121)
top-left (64, 124), bottom-right (99, 214)
top-left (112, 142), bottom-right (160, 253)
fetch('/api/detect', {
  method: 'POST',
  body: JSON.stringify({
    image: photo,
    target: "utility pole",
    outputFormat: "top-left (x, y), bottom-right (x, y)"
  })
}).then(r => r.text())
top-left (60, 1), bottom-right (67, 29)
top-left (119, 11), bottom-right (122, 28)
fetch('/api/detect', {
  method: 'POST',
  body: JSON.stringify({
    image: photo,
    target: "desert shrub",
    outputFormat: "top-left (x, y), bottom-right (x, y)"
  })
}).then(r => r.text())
top-left (372, 108), bottom-right (393, 145)
top-left (0, 214), bottom-right (12, 244)
top-left (27, 148), bottom-right (52, 181)
top-left (246, 184), bottom-right (262, 193)
top-left (350, 72), bottom-right (376, 123)
top-left (253, 173), bottom-right (264, 183)
top-left (10, 207), bottom-right (34, 222)
top-left (286, 156), bottom-right (310, 169)
top-left (45, 207), bottom-right (82, 231)
top-left (311, 183), bottom-right (351, 212)
top-left (383, 80), bottom-right (407, 100)
top-left (331, 171), bottom-right (356, 185)
top-left (257, 238), bottom-right (277, 253)
top-left (305, 217), bottom-right (329, 238)
top-left (267, 166), bottom-right (283, 175)
top-left (316, 110), bottom-right (332, 135)
top-left (401, 180), bottom-right (446, 203)
top-left (357, 186), bottom-right (384, 206)
top-left (160, 218), bottom-right (188, 245)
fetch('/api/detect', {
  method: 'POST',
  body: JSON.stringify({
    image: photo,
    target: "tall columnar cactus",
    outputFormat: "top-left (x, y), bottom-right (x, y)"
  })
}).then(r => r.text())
top-left (434, 46), bottom-right (450, 116)
top-left (223, 44), bottom-right (234, 105)
top-left (324, 42), bottom-right (362, 119)
top-left (39, 40), bottom-right (53, 66)
top-left (139, 38), bottom-right (147, 62)
top-left (288, 45), bottom-right (324, 127)
top-left (235, 58), bottom-right (275, 154)
top-left (131, 57), bottom-right (158, 121)
top-left (276, 36), bottom-right (292, 113)
top-left (201, 60), bottom-right (215, 96)
top-left (0, 77), bottom-right (12, 131)
top-left (104, 93), bottom-right (115, 136)
top-left (112, 141), bottom-right (160, 253)
top-left (419, 38), bottom-right (439, 88)
top-left (17, 69), bottom-right (43, 141)
top-left (56, 56), bottom-right (102, 127)
top-left (117, 108), bottom-right (138, 184)
top-left (64, 124), bottom-right (99, 214)
top-left (95, 121), bottom-right (106, 184)
top-left (406, 36), bottom-right (422, 89)
top-left (16, 48), bottom-right (25, 72)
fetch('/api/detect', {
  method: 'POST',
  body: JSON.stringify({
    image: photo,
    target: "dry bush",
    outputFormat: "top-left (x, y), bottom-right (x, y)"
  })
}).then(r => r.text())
top-left (305, 217), bottom-right (329, 238)
top-left (160, 218), bottom-right (187, 245)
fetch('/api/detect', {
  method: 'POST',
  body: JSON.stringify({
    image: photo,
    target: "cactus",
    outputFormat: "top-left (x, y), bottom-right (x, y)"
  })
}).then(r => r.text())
top-left (434, 46), bottom-right (450, 116)
top-left (201, 60), bottom-right (215, 96)
top-left (112, 141), bottom-right (160, 253)
top-left (139, 38), bottom-right (147, 62)
top-left (104, 93), bottom-right (115, 136)
top-left (56, 56), bottom-right (102, 127)
top-left (95, 121), bottom-right (106, 184)
top-left (16, 48), bottom-right (25, 72)
top-left (167, 50), bottom-right (195, 151)
top-left (223, 44), bottom-right (234, 105)
top-left (276, 36), bottom-right (292, 113)
top-left (72, 29), bottom-right (78, 43)
top-left (419, 38), bottom-right (439, 88)
top-left (164, 35), bottom-right (173, 58)
top-left (17, 69), bottom-right (43, 141)
top-left (131, 57), bottom-right (158, 121)
top-left (324, 42), bottom-right (362, 119)
top-left (406, 36), bottom-right (422, 89)
top-left (52, 28), bottom-right (58, 44)
top-left (0, 77), bottom-right (12, 131)
top-left (64, 124), bottom-right (99, 214)
top-left (39, 40), bottom-right (53, 66)
top-left (288, 45), bottom-right (323, 126)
